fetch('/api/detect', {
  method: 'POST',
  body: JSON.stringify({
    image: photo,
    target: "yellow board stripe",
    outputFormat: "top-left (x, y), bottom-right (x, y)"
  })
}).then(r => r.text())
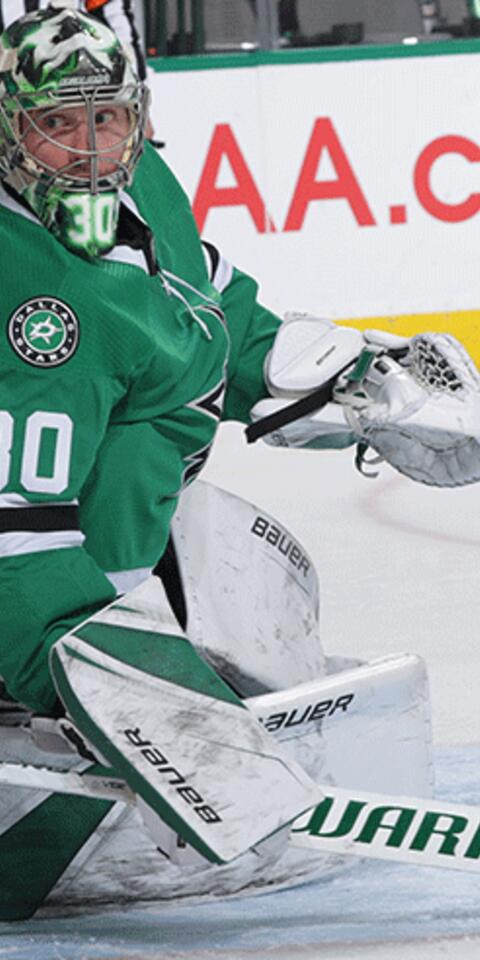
top-left (337, 311), bottom-right (480, 365)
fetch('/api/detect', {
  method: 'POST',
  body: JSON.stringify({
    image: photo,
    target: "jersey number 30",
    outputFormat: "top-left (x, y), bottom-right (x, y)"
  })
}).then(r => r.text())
top-left (0, 411), bottom-right (73, 495)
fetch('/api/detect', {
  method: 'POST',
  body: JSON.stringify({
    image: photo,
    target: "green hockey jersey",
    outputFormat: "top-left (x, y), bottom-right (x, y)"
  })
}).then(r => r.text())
top-left (0, 142), bottom-right (280, 712)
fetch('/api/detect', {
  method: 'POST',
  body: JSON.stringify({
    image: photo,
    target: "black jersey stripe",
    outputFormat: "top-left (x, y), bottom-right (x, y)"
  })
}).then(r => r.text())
top-left (201, 240), bottom-right (220, 283)
top-left (153, 535), bottom-right (187, 631)
top-left (0, 505), bottom-right (80, 533)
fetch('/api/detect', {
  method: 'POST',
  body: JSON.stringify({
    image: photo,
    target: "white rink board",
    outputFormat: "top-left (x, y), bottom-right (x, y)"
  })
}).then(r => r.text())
top-left (149, 49), bottom-right (480, 320)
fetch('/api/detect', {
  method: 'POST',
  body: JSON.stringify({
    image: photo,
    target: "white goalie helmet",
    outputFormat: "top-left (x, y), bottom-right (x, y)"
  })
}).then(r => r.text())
top-left (0, 0), bottom-right (149, 256)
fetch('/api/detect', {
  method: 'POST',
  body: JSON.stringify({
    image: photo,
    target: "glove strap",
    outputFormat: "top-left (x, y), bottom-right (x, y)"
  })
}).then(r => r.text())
top-left (246, 361), bottom-right (353, 444)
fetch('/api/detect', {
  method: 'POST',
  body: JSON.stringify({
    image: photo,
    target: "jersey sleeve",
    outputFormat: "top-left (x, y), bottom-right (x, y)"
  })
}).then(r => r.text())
top-left (201, 241), bottom-right (281, 423)
top-left (130, 152), bottom-right (282, 420)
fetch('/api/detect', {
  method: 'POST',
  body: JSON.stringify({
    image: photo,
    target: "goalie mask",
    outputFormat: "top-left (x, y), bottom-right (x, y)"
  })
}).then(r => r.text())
top-left (0, 2), bottom-right (149, 257)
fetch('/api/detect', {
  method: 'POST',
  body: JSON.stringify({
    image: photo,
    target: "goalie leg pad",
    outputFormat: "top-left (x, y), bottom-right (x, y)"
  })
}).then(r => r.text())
top-left (50, 576), bottom-right (321, 865)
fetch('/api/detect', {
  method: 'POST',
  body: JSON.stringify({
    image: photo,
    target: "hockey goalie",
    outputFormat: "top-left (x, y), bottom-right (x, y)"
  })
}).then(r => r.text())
top-left (1, 2), bottom-right (480, 921)
top-left (5, 312), bottom-right (480, 915)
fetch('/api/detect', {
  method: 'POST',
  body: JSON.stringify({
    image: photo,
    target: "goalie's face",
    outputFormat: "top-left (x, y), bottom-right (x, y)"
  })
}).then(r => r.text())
top-left (20, 101), bottom-right (135, 188)
top-left (0, 5), bottom-right (149, 257)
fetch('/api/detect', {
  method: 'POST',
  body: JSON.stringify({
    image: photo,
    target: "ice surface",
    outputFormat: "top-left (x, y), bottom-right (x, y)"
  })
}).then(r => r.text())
top-left (1, 429), bottom-right (479, 958)
top-left (1, 748), bottom-right (479, 959)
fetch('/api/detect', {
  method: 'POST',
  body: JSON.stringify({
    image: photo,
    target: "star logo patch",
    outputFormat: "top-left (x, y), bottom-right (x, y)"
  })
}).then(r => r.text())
top-left (8, 297), bottom-right (80, 367)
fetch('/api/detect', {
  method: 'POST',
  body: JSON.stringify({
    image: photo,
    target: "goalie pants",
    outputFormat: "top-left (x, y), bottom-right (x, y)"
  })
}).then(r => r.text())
top-left (0, 536), bottom-right (186, 715)
top-left (0, 547), bottom-right (115, 714)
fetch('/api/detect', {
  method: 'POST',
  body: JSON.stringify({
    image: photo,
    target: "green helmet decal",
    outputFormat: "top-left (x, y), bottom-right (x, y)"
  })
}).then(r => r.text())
top-left (2, 7), bottom-right (133, 100)
top-left (0, 3), bottom-right (148, 257)
top-left (24, 182), bottom-right (121, 258)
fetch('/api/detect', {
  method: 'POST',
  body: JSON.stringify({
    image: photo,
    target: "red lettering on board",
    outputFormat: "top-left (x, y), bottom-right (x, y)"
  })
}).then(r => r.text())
top-left (192, 123), bottom-right (275, 233)
top-left (284, 118), bottom-right (376, 231)
top-left (414, 135), bottom-right (480, 222)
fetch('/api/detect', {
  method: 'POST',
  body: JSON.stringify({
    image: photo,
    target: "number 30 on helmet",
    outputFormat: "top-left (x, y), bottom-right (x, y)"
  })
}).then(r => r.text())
top-left (0, 1), bottom-right (149, 256)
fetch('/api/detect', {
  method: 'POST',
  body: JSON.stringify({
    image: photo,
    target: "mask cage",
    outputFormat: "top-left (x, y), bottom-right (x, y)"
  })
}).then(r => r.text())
top-left (0, 81), bottom-right (149, 194)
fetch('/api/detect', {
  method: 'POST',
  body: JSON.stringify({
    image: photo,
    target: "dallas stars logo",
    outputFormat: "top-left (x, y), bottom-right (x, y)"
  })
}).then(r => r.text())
top-left (8, 297), bottom-right (79, 367)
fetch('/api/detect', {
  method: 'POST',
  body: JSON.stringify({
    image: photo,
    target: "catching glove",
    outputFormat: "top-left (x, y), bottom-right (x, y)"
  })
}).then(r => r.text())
top-left (249, 314), bottom-right (480, 487)
top-left (336, 332), bottom-right (480, 487)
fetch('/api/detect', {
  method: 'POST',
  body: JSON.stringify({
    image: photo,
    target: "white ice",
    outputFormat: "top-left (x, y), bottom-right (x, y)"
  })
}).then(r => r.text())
top-left (1, 426), bottom-right (479, 959)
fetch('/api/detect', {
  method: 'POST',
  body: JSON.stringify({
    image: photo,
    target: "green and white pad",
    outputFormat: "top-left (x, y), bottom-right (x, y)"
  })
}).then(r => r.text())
top-left (49, 576), bottom-right (321, 864)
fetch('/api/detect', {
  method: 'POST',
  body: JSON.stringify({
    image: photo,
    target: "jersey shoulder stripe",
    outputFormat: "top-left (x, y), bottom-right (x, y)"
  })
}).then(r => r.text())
top-left (201, 241), bottom-right (234, 293)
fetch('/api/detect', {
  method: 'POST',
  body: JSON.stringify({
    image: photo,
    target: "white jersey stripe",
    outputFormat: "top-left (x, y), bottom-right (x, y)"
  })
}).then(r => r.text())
top-left (0, 529), bottom-right (84, 557)
top-left (201, 241), bottom-right (234, 293)
top-left (211, 253), bottom-right (234, 293)
top-left (0, 493), bottom-right (79, 508)
top-left (106, 566), bottom-right (151, 593)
